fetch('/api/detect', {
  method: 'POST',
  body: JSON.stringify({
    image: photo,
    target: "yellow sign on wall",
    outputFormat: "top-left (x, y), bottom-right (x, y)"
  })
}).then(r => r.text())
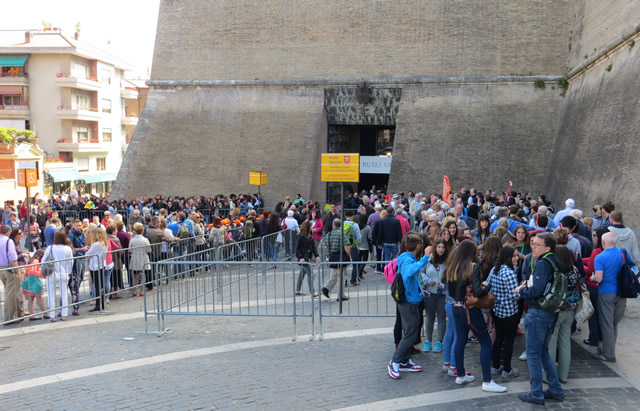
top-left (249, 171), bottom-right (268, 186)
top-left (321, 153), bottom-right (359, 182)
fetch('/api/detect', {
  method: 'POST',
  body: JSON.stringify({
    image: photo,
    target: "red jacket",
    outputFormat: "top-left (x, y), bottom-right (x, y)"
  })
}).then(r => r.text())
top-left (583, 247), bottom-right (602, 288)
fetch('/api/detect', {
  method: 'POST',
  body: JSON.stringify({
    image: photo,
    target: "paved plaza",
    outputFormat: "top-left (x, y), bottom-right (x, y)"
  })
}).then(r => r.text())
top-left (1, 276), bottom-right (639, 411)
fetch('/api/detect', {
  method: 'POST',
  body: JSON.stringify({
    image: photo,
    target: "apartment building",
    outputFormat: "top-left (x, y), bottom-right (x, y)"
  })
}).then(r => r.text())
top-left (0, 29), bottom-right (143, 196)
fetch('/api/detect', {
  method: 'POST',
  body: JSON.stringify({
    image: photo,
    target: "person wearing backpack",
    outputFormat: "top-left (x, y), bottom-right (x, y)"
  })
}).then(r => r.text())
top-left (514, 232), bottom-right (564, 405)
top-left (343, 211), bottom-right (361, 286)
top-left (388, 233), bottom-right (431, 380)
top-left (590, 232), bottom-right (626, 362)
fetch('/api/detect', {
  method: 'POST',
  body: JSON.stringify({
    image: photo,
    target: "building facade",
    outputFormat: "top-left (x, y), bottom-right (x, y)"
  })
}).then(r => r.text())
top-left (114, 0), bottom-right (640, 229)
top-left (0, 29), bottom-right (143, 197)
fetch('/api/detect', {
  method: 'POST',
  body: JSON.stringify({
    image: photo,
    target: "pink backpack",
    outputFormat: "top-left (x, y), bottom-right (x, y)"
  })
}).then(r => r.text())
top-left (384, 258), bottom-right (398, 284)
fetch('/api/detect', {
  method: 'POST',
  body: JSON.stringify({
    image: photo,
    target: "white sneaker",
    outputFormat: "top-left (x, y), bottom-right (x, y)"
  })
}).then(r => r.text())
top-left (482, 380), bottom-right (508, 393)
top-left (519, 351), bottom-right (527, 361)
top-left (455, 375), bottom-right (475, 385)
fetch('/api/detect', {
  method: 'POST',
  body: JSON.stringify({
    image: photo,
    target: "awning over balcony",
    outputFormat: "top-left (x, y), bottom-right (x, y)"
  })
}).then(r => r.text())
top-left (46, 169), bottom-right (83, 182)
top-left (0, 86), bottom-right (23, 95)
top-left (0, 55), bottom-right (29, 67)
top-left (82, 172), bottom-right (118, 184)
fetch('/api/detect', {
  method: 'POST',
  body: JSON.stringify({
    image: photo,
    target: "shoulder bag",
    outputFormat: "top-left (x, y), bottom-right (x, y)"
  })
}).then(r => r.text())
top-left (40, 246), bottom-right (55, 277)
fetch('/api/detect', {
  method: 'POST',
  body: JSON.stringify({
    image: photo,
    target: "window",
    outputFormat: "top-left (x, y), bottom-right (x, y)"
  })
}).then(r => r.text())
top-left (77, 157), bottom-right (89, 172)
top-left (74, 95), bottom-right (89, 110)
top-left (2, 95), bottom-right (23, 106)
top-left (77, 127), bottom-right (88, 141)
top-left (73, 63), bottom-right (89, 79)
top-left (102, 99), bottom-right (111, 113)
top-left (96, 157), bottom-right (106, 171)
top-left (101, 69), bottom-right (111, 84)
top-left (102, 128), bottom-right (112, 142)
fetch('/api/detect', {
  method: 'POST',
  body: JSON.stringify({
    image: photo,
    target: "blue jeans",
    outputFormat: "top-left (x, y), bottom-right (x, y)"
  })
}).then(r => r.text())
top-left (524, 308), bottom-right (564, 400)
top-left (382, 243), bottom-right (399, 262)
top-left (349, 246), bottom-right (360, 283)
top-left (443, 303), bottom-right (457, 369)
top-left (453, 306), bottom-right (491, 382)
top-left (104, 268), bottom-right (112, 295)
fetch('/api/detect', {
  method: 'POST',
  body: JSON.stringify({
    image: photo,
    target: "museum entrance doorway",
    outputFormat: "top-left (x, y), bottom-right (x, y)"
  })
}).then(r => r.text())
top-left (326, 125), bottom-right (394, 203)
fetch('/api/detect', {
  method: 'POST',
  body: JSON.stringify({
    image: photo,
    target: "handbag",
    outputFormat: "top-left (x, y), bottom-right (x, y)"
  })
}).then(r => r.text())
top-left (275, 232), bottom-right (284, 244)
top-left (574, 285), bottom-right (594, 323)
top-left (465, 283), bottom-right (496, 309)
top-left (40, 246), bottom-right (55, 277)
top-left (465, 265), bottom-right (496, 309)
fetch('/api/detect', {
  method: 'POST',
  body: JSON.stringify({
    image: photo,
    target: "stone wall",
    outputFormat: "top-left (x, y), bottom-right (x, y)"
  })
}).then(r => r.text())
top-left (568, 0), bottom-right (640, 69)
top-left (114, 86), bottom-right (327, 205)
top-left (389, 82), bottom-right (564, 196)
top-left (545, 2), bottom-right (640, 229)
top-left (152, 0), bottom-right (572, 81)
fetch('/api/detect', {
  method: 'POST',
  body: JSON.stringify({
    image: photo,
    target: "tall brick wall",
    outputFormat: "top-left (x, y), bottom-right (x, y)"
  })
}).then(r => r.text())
top-left (389, 83), bottom-right (564, 196)
top-left (545, 2), bottom-right (640, 230)
top-left (114, 86), bottom-right (327, 205)
top-left (569, 0), bottom-right (640, 69)
top-left (152, 0), bottom-right (572, 81)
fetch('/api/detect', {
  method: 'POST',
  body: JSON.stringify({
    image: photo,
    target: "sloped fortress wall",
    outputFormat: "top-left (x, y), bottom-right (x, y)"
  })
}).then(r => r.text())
top-left (113, 0), bottom-right (574, 202)
top-left (389, 82), bottom-right (564, 196)
top-left (545, 1), bottom-right (640, 228)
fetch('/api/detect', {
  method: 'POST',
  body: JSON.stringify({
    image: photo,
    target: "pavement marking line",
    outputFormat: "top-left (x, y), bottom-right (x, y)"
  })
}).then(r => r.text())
top-left (332, 377), bottom-right (632, 411)
top-left (0, 327), bottom-right (391, 395)
top-left (0, 288), bottom-right (392, 339)
top-left (0, 312), bottom-right (145, 339)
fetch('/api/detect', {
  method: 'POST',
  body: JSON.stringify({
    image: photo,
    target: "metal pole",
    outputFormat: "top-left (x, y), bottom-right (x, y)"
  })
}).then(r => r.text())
top-left (338, 182), bottom-right (344, 314)
top-left (25, 185), bottom-right (31, 250)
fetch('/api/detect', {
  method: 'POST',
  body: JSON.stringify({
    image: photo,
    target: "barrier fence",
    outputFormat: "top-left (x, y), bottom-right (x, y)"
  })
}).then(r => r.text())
top-left (1, 237), bottom-right (398, 341)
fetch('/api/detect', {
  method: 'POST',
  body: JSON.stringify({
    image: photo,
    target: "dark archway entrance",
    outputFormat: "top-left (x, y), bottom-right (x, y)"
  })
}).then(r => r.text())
top-left (324, 86), bottom-right (401, 203)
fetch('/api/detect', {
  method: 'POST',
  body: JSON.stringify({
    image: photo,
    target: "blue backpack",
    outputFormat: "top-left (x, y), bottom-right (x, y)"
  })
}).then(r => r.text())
top-left (618, 249), bottom-right (640, 298)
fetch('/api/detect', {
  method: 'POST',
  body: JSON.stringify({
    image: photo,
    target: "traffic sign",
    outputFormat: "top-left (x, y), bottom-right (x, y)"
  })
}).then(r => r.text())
top-left (321, 153), bottom-right (359, 182)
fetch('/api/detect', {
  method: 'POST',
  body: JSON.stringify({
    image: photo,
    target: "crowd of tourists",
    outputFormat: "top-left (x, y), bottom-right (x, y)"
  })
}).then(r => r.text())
top-left (1, 188), bottom-right (638, 406)
top-left (378, 190), bottom-right (637, 406)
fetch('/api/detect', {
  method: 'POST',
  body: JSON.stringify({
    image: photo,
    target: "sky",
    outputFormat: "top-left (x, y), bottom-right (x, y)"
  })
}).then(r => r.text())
top-left (3, 0), bottom-right (161, 78)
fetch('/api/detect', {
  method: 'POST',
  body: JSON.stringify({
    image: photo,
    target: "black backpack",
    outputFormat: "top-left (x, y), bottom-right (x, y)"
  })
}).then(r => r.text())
top-left (390, 270), bottom-right (406, 304)
top-left (618, 249), bottom-right (640, 298)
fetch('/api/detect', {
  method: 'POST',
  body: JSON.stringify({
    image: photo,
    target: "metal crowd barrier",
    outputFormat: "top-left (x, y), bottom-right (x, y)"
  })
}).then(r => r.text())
top-left (0, 233), bottom-right (204, 326)
top-left (1, 234), bottom-right (399, 342)
top-left (260, 229), bottom-right (297, 263)
top-left (315, 260), bottom-right (393, 340)
top-left (144, 256), bottom-right (315, 341)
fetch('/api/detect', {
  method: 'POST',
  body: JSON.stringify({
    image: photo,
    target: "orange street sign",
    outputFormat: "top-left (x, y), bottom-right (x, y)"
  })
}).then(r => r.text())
top-left (17, 169), bottom-right (25, 187)
top-left (321, 153), bottom-right (359, 182)
top-left (26, 169), bottom-right (38, 187)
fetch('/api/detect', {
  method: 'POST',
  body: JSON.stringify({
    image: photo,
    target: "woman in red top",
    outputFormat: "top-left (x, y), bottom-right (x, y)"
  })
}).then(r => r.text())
top-left (581, 227), bottom-right (608, 346)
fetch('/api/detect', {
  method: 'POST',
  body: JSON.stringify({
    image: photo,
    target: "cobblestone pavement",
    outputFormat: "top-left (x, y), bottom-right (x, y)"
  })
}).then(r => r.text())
top-left (0, 266), bottom-right (639, 410)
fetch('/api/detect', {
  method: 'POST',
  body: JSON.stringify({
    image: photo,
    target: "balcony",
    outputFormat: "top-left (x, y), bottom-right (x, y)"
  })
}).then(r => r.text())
top-left (55, 73), bottom-right (101, 91)
top-left (121, 86), bottom-right (138, 99)
top-left (56, 105), bottom-right (102, 121)
top-left (0, 104), bottom-right (30, 119)
top-left (44, 157), bottom-right (73, 169)
top-left (122, 114), bottom-right (138, 126)
top-left (56, 137), bottom-right (109, 153)
top-left (0, 73), bottom-right (28, 86)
